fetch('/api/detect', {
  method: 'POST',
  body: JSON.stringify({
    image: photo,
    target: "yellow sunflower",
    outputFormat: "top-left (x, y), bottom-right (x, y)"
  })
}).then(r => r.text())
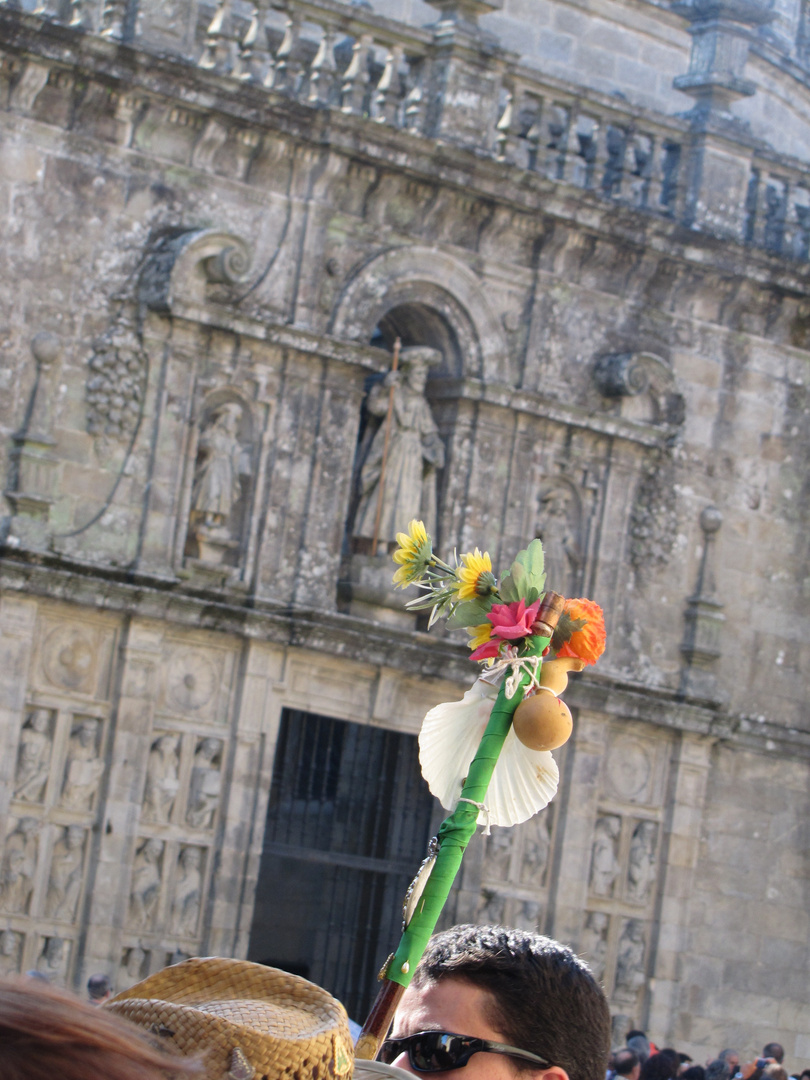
top-left (392, 519), bottom-right (433, 588)
top-left (456, 548), bottom-right (497, 600)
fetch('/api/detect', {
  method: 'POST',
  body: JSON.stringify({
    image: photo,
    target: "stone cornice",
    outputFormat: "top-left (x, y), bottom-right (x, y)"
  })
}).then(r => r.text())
top-left (2, 549), bottom-right (808, 759)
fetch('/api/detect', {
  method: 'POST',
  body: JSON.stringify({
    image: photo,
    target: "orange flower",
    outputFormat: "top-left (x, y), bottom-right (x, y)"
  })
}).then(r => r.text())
top-left (555, 597), bottom-right (606, 666)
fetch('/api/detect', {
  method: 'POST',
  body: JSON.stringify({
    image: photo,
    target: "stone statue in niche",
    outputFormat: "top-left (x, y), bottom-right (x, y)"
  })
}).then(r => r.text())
top-left (0, 929), bottom-right (21, 976)
top-left (187, 402), bottom-right (251, 565)
top-left (172, 847), bottom-right (203, 937)
top-left (120, 944), bottom-right (147, 987)
top-left (353, 347), bottom-right (445, 552)
top-left (520, 815), bottom-right (551, 888)
top-left (517, 899), bottom-right (541, 931)
top-left (169, 948), bottom-right (190, 965)
top-left (45, 825), bottom-right (85, 921)
top-left (580, 911), bottom-right (609, 983)
top-left (627, 821), bottom-right (657, 903)
top-left (476, 888), bottom-right (505, 924)
top-left (615, 918), bottom-right (646, 996)
top-left (13, 708), bottom-right (54, 803)
top-left (536, 481), bottom-right (582, 596)
top-left (0, 817), bottom-right (39, 915)
top-left (37, 935), bottom-right (69, 983)
top-left (590, 815), bottom-right (621, 897)
top-left (481, 830), bottom-right (513, 883)
top-left (143, 735), bottom-right (181, 824)
top-left (61, 718), bottom-right (104, 810)
top-left (186, 738), bottom-right (223, 830)
top-left (128, 838), bottom-right (164, 930)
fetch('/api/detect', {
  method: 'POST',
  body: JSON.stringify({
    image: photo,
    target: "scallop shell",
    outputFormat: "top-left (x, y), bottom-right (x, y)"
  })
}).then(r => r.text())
top-left (419, 677), bottom-right (559, 828)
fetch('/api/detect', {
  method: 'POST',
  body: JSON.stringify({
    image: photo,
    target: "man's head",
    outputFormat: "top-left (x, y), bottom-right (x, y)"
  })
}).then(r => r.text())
top-left (615, 1049), bottom-right (641, 1080)
top-left (388, 924), bottom-right (611, 1080)
top-left (87, 973), bottom-right (113, 1004)
top-left (762, 1047), bottom-right (784, 1066)
top-left (719, 1051), bottom-right (739, 1073)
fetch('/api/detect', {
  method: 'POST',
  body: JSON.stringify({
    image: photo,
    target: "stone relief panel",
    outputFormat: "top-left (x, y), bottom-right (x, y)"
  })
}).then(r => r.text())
top-left (36, 934), bottom-right (71, 985)
top-left (45, 825), bottom-right (86, 922)
top-left (118, 944), bottom-right (149, 989)
top-left (161, 645), bottom-right (232, 725)
top-left (171, 846), bottom-right (204, 938)
top-left (143, 735), bottom-right (182, 825)
top-left (0, 929), bottom-right (22, 976)
top-left (38, 620), bottom-right (116, 699)
top-left (626, 820), bottom-right (658, 904)
top-left (475, 804), bottom-right (556, 930)
top-left (533, 477), bottom-right (584, 597)
top-left (13, 707), bottom-right (54, 804)
top-left (580, 910), bottom-right (609, 984)
top-left (186, 738), bottom-right (223, 830)
top-left (589, 815), bottom-right (621, 898)
top-left (614, 917), bottom-right (647, 999)
top-left (61, 718), bottom-right (105, 811)
top-left (128, 838), bottom-right (165, 931)
top-left (604, 736), bottom-right (658, 805)
top-left (0, 817), bottom-right (39, 916)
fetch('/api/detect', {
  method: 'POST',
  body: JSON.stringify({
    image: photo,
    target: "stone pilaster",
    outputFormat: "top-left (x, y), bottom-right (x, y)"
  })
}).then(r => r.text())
top-left (681, 506), bottom-right (726, 703)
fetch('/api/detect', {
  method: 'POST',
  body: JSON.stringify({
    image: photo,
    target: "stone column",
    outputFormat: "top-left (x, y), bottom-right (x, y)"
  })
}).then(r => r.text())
top-left (680, 506), bottom-right (725, 702)
top-left (4, 333), bottom-right (62, 549)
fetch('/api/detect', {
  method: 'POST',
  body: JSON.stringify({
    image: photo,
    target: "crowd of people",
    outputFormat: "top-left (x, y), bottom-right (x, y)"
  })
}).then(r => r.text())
top-left (607, 1033), bottom-right (810, 1080)
top-left (0, 925), bottom-right (806, 1080)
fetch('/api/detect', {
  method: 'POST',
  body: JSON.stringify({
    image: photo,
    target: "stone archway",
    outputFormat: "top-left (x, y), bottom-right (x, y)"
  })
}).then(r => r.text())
top-left (329, 246), bottom-right (508, 380)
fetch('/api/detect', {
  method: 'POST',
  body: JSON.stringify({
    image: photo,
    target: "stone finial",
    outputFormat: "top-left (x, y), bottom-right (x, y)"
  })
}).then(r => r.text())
top-left (680, 505), bottom-right (726, 701)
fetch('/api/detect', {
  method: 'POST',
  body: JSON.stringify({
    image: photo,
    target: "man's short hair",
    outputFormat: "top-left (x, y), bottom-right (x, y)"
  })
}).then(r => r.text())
top-left (86, 973), bottom-right (112, 1001)
top-left (763, 1046), bottom-right (784, 1065)
top-left (412, 925), bottom-right (611, 1080)
top-left (615, 1049), bottom-right (640, 1076)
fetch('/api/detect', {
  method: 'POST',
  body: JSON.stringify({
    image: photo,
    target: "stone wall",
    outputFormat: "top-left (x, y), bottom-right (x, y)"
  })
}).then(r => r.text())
top-left (0, 0), bottom-right (808, 1066)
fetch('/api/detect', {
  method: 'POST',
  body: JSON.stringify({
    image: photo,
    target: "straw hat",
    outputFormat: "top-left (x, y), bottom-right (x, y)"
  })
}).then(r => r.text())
top-left (106, 956), bottom-right (401, 1080)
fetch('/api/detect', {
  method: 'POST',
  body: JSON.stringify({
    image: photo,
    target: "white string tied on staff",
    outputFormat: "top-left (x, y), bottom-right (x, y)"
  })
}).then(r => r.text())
top-left (483, 651), bottom-right (543, 700)
top-left (457, 797), bottom-right (492, 835)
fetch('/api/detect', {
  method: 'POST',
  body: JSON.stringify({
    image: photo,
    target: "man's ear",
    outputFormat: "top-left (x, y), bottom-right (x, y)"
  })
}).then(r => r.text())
top-left (539, 1067), bottom-right (571, 1080)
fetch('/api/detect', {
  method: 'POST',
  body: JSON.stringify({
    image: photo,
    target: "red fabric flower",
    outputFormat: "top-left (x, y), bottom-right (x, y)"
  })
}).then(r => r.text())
top-left (468, 639), bottom-right (503, 663)
top-left (487, 598), bottom-right (544, 641)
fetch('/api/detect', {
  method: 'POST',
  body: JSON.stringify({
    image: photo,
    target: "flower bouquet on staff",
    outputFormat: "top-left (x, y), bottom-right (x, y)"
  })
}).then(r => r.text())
top-left (356, 520), bottom-right (606, 1061)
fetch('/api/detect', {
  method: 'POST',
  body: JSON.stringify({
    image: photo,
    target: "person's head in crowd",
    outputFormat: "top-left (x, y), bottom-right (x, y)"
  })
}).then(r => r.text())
top-left (762, 1067), bottom-right (787, 1080)
top-left (763, 1048), bottom-right (785, 1066)
top-left (615, 1048), bottom-right (641, 1080)
top-left (640, 1051), bottom-right (680, 1080)
top-left (87, 973), bottom-right (113, 1005)
top-left (0, 976), bottom-right (201, 1080)
top-left (719, 1052), bottom-right (740, 1075)
top-left (627, 1034), bottom-right (652, 1066)
top-left (705, 1060), bottom-right (732, 1080)
top-left (682, 1067), bottom-right (706, 1080)
top-left (385, 924), bottom-right (611, 1080)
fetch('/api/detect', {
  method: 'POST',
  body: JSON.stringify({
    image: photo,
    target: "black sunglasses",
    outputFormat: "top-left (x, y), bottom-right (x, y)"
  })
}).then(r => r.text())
top-left (379, 1030), bottom-right (552, 1073)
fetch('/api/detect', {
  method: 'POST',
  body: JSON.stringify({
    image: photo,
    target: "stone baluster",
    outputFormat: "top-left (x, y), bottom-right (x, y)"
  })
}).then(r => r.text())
top-left (199, 0), bottom-right (237, 74)
top-left (272, 10), bottom-right (304, 95)
top-left (496, 83), bottom-right (536, 166)
top-left (100, 0), bottom-right (127, 38)
top-left (627, 131), bottom-right (654, 209)
top-left (374, 43), bottom-right (404, 125)
top-left (308, 25), bottom-right (338, 106)
top-left (236, 0), bottom-right (274, 85)
top-left (341, 33), bottom-right (373, 116)
top-left (403, 80), bottom-right (424, 132)
top-left (538, 102), bottom-right (569, 181)
top-left (568, 111), bottom-right (599, 189)
top-left (33, 0), bottom-right (65, 18)
top-left (600, 122), bottom-right (627, 199)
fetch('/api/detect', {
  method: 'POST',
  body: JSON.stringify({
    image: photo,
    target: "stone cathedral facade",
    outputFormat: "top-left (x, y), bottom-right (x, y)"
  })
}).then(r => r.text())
top-left (0, 0), bottom-right (809, 1061)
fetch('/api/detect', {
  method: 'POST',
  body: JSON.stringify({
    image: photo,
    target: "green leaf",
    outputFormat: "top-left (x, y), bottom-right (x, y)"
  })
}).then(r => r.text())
top-left (500, 539), bottom-right (546, 602)
top-left (445, 598), bottom-right (494, 630)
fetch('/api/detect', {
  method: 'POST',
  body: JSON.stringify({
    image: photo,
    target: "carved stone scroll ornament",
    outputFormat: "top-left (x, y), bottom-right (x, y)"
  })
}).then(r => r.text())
top-left (589, 815), bottom-right (621, 897)
top-left (352, 347), bottom-right (445, 552)
top-left (614, 918), bottom-right (647, 996)
top-left (143, 735), bottom-right (181, 824)
top-left (171, 847), bottom-right (203, 937)
top-left (0, 929), bottom-right (21, 977)
top-left (186, 738), bottom-right (223, 829)
top-left (593, 351), bottom-right (685, 426)
top-left (580, 910), bottom-right (609, 983)
top-left (61, 719), bottom-right (105, 810)
top-left (128, 838), bottom-right (164, 930)
top-left (13, 708), bottom-right (54, 803)
top-left (45, 825), bottom-right (86, 922)
top-left (0, 817), bottom-right (39, 915)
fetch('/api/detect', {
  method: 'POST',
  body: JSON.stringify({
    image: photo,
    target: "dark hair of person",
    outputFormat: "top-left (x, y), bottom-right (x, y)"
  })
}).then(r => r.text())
top-left (719, 1052), bottom-right (739, 1066)
top-left (704, 1060), bottom-right (732, 1080)
top-left (413, 924), bottom-right (611, 1080)
top-left (87, 973), bottom-right (112, 1000)
top-left (682, 1067), bottom-right (706, 1080)
top-left (0, 977), bottom-right (203, 1080)
top-left (763, 1066), bottom-right (787, 1080)
top-left (763, 1046), bottom-right (785, 1065)
top-left (627, 1031), bottom-right (647, 1042)
top-left (640, 1051), bottom-right (680, 1080)
top-left (615, 1049), bottom-right (640, 1076)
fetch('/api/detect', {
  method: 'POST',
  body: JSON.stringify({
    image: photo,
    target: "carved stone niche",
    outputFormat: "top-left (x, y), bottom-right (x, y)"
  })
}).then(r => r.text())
top-left (593, 352), bottom-right (685, 426)
top-left (183, 393), bottom-right (255, 574)
top-left (533, 476), bottom-right (584, 598)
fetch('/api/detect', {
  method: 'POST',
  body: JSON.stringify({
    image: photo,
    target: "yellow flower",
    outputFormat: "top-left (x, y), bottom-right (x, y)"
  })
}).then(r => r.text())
top-left (466, 623), bottom-right (493, 651)
top-left (456, 548), bottom-right (497, 601)
top-left (392, 520), bottom-right (433, 588)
